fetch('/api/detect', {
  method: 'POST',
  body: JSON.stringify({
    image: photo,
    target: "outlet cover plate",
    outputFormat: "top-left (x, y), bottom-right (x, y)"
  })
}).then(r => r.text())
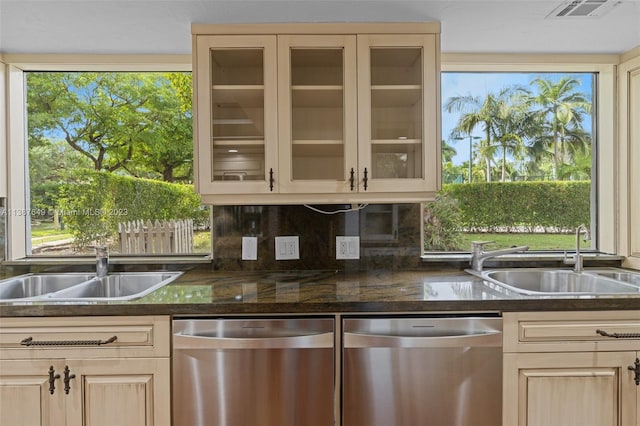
top-left (336, 236), bottom-right (360, 259)
top-left (242, 236), bottom-right (258, 260)
top-left (275, 236), bottom-right (300, 260)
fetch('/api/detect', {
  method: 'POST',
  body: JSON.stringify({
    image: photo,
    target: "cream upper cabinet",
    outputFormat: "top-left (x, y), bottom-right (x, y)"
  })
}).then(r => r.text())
top-left (194, 35), bottom-right (278, 195)
top-left (357, 34), bottom-right (439, 194)
top-left (503, 311), bottom-right (640, 426)
top-left (192, 23), bottom-right (441, 205)
top-left (277, 35), bottom-right (357, 194)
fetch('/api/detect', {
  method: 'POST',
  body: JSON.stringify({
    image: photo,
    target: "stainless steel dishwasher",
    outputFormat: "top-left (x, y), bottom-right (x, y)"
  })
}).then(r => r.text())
top-left (173, 318), bottom-right (335, 426)
top-left (343, 316), bottom-right (502, 426)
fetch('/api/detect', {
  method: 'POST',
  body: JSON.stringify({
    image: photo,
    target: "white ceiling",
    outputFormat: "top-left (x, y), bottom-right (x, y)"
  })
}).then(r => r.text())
top-left (0, 0), bottom-right (639, 55)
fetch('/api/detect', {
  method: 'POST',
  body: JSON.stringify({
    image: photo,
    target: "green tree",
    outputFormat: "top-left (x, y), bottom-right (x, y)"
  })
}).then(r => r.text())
top-left (445, 87), bottom-right (525, 182)
top-left (526, 76), bottom-right (591, 180)
top-left (26, 72), bottom-right (193, 182)
top-left (29, 139), bottom-right (93, 222)
top-left (126, 73), bottom-right (193, 182)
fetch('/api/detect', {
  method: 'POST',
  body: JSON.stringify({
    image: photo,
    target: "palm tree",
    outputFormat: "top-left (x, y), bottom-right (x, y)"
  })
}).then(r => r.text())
top-left (445, 86), bottom-right (526, 182)
top-left (527, 76), bottom-right (591, 180)
top-left (441, 139), bottom-right (457, 163)
top-left (488, 95), bottom-right (539, 181)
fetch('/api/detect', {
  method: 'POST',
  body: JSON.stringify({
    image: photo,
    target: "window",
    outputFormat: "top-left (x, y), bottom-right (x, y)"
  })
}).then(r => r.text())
top-left (426, 71), bottom-right (595, 252)
top-left (425, 57), bottom-right (617, 255)
top-left (2, 55), bottom-right (618, 260)
top-left (23, 70), bottom-right (210, 256)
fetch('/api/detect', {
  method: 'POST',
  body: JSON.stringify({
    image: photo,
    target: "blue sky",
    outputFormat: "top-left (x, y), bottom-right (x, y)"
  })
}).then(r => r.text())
top-left (441, 72), bottom-right (594, 166)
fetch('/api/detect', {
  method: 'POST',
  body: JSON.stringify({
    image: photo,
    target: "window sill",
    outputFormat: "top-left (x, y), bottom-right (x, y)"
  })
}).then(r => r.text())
top-left (421, 251), bottom-right (624, 266)
top-left (2, 254), bottom-right (212, 267)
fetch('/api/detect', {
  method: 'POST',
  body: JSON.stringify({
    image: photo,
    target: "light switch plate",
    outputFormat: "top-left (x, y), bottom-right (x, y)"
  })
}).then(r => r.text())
top-left (336, 236), bottom-right (360, 259)
top-left (275, 236), bottom-right (300, 260)
top-left (242, 236), bottom-right (258, 260)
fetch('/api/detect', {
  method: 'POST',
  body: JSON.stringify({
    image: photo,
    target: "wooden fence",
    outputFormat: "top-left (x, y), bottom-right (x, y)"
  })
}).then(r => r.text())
top-left (118, 219), bottom-right (194, 254)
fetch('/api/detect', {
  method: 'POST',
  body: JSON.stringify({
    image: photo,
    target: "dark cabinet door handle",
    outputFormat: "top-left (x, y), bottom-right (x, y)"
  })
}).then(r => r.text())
top-left (629, 358), bottom-right (640, 386)
top-left (596, 329), bottom-right (640, 339)
top-left (48, 366), bottom-right (60, 395)
top-left (349, 168), bottom-right (355, 191)
top-left (63, 366), bottom-right (76, 395)
top-left (363, 168), bottom-right (368, 191)
top-left (269, 168), bottom-right (274, 192)
top-left (21, 336), bottom-right (117, 346)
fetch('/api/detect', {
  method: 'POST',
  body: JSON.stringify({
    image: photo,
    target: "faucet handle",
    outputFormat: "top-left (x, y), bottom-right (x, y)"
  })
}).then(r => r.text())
top-left (471, 241), bottom-right (494, 251)
top-left (95, 246), bottom-right (108, 258)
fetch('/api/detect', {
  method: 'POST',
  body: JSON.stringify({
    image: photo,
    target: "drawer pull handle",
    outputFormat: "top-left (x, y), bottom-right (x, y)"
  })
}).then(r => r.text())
top-left (20, 336), bottom-right (117, 347)
top-left (629, 358), bottom-right (640, 386)
top-left (63, 366), bottom-right (76, 394)
top-left (48, 366), bottom-right (60, 395)
top-left (596, 329), bottom-right (640, 339)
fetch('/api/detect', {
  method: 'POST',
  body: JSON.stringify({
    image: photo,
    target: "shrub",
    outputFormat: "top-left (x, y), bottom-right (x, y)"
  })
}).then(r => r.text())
top-left (58, 171), bottom-right (207, 248)
top-left (441, 181), bottom-right (590, 232)
top-left (423, 192), bottom-right (464, 250)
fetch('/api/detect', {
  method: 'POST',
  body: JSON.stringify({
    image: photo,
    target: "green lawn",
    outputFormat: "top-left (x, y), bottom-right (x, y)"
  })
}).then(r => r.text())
top-left (31, 222), bottom-right (73, 244)
top-left (459, 233), bottom-right (576, 251)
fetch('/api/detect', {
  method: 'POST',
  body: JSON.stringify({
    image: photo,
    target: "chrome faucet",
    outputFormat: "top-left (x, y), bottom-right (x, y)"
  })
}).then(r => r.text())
top-left (564, 224), bottom-right (591, 273)
top-left (96, 246), bottom-right (109, 278)
top-left (470, 241), bottom-right (529, 272)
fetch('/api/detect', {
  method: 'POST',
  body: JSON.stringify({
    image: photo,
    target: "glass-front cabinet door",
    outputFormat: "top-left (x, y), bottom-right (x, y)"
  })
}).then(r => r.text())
top-left (277, 35), bottom-right (357, 194)
top-left (357, 34), bottom-right (439, 193)
top-left (195, 35), bottom-right (278, 194)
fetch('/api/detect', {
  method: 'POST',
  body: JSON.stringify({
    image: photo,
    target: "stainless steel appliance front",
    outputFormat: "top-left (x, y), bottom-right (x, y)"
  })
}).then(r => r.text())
top-left (173, 318), bottom-right (335, 426)
top-left (343, 316), bottom-right (502, 426)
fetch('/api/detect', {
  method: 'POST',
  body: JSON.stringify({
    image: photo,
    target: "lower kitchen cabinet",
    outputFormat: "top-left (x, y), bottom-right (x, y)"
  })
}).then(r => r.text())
top-left (0, 358), bottom-right (169, 426)
top-left (503, 311), bottom-right (640, 426)
top-left (0, 316), bottom-right (171, 426)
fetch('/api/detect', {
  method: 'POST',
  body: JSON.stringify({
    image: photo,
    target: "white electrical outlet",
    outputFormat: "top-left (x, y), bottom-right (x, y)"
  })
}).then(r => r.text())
top-left (275, 236), bottom-right (300, 260)
top-left (336, 236), bottom-right (360, 259)
top-left (242, 236), bottom-right (258, 260)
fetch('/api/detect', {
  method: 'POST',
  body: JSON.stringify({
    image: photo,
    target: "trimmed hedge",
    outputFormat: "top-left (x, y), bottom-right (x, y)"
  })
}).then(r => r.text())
top-left (58, 171), bottom-right (207, 247)
top-left (441, 181), bottom-right (590, 232)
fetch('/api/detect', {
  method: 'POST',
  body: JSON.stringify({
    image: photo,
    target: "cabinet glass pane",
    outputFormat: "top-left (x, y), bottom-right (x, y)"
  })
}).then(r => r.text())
top-left (290, 48), bottom-right (345, 181)
top-left (370, 47), bottom-right (423, 179)
top-left (210, 49), bottom-right (265, 181)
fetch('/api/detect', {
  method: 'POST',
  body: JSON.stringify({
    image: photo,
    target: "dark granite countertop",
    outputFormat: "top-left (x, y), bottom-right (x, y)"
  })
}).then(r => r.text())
top-left (1, 267), bottom-right (639, 317)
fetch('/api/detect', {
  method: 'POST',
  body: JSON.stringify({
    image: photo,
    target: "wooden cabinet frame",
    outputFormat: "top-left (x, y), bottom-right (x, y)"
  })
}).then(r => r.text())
top-left (503, 311), bottom-right (640, 426)
top-left (193, 22), bottom-right (441, 205)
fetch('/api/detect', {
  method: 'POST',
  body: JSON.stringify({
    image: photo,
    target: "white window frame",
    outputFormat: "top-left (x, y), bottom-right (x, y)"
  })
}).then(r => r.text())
top-left (0, 53), bottom-right (623, 260)
top-left (617, 48), bottom-right (640, 269)
top-left (2, 54), bottom-right (190, 260)
top-left (440, 53), bottom-right (619, 254)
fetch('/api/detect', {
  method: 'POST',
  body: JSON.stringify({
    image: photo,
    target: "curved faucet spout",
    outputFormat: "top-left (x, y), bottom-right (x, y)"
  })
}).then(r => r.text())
top-left (470, 242), bottom-right (529, 272)
top-left (564, 224), bottom-right (591, 273)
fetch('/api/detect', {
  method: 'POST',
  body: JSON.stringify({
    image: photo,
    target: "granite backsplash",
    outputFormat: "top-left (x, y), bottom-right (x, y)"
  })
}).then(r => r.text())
top-left (211, 204), bottom-right (422, 271)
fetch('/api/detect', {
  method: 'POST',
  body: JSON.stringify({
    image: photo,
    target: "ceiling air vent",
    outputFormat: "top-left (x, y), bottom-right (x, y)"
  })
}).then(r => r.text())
top-left (547, 0), bottom-right (622, 18)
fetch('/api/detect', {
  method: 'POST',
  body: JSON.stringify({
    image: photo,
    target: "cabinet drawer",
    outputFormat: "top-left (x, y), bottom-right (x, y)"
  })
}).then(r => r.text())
top-left (0, 316), bottom-right (170, 359)
top-left (504, 311), bottom-right (640, 352)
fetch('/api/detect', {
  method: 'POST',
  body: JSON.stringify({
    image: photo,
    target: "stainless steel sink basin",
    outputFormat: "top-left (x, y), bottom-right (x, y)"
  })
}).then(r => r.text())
top-left (467, 268), bottom-right (640, 296)
top-left (590, 270), bottom-right (640, 286)
top-left (45, 272), bottom-right (182, 301)
top-left (0, 273), bottom-right (96, 301)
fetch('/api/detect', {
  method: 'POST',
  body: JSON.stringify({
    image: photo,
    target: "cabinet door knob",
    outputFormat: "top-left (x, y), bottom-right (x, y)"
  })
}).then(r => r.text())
top-left (63, 366), bottom-right (76, 395)
top-left (48, 365), bottom-right (61, 395)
